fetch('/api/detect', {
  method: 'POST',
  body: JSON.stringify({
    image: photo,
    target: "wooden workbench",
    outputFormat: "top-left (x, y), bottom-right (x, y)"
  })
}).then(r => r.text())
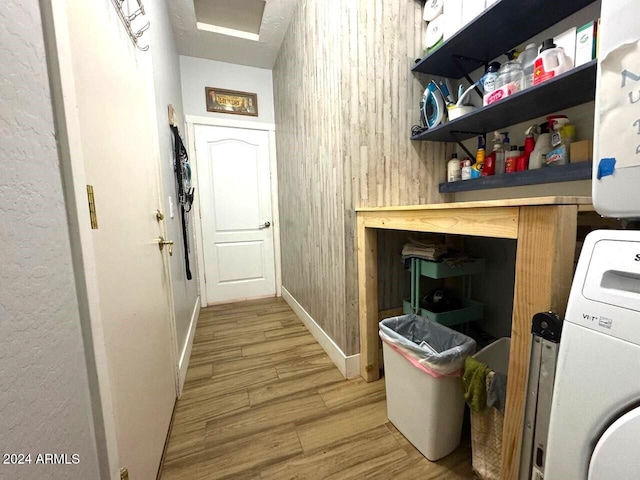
top-left (356, 196), bottom-right (592, 480)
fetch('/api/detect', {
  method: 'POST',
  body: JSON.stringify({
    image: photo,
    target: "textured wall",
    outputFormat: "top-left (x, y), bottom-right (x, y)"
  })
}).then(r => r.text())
top-left (0, 1), bottom-right (101, 478)
top-left (273, 0), bottom-right (446, 355)
top-left (148, 0), bottom-right (199, 358)
top-left (180, 55), bottom-right (276, 124)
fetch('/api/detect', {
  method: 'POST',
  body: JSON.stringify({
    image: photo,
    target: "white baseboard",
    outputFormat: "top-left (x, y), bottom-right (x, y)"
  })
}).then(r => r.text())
top-left (281, 287), bottom-right (360, 379)
top-left (178, 296), bottom-right (201, 395)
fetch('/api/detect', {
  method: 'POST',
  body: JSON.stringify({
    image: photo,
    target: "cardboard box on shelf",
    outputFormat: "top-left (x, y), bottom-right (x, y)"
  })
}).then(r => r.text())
top-left (575, 21), bottom-right (598, 67)
top-left (570, 140), bottom-right (593, 163)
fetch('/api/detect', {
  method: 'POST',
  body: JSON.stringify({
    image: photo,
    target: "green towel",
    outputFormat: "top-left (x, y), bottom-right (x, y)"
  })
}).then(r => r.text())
top-left (463, 356), bottom-right (489, 413)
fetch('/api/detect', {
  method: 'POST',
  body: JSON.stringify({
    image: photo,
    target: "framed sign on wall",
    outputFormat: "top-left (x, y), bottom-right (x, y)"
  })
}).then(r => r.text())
top-left (205, 87), bottom-right (259, 117)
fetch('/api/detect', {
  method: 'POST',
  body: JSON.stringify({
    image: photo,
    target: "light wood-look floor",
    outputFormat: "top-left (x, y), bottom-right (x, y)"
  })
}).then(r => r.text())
top-left (160, 297), bottom-right (473, 479)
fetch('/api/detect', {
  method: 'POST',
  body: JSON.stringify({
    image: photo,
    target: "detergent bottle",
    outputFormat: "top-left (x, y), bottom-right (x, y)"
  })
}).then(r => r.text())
top-left (471, 136), bottom-right (485, 178)
top-left (529, 121), bottom-right (553, 169)
top-left (533, 39), bottom-right (573, 86)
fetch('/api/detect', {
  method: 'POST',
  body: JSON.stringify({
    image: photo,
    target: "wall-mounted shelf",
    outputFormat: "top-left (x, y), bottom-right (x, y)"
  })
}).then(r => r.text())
top-left (439, 161), bottom-right (592, 193)
top-left (411, 60), bottom-right (597, 143)
top-left (412, 0), bottom-right (596, 78)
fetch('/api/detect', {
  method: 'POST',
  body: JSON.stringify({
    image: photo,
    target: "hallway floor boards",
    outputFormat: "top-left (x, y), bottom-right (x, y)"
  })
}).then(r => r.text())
top-left (160, 297), bottom-right (473, 479)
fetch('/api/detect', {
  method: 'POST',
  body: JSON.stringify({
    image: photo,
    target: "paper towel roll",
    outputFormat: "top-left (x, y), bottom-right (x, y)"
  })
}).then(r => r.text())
top-left (423, 0), bottom-right (444, 22)
top-left (425, 14), bottom-right (445, 50)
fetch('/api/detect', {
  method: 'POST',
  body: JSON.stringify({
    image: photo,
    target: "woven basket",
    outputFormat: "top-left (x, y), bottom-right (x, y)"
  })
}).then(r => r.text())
top-left (470, 371), bottom-right (504, 480)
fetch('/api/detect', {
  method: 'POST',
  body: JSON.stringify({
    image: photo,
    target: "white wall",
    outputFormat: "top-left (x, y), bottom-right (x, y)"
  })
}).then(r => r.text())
top-left (148, 0), bottom-right (200, 361)
top-left (0, 2), bottom-right (102, 478)
top-left (180, 56), bottom-right (275, 124)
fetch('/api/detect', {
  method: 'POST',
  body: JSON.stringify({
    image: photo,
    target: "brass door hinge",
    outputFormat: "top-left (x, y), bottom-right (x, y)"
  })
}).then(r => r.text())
top-left (87, 185), bottom-right (98, 229)
top-left (120, 467), bottom-right (129, 480)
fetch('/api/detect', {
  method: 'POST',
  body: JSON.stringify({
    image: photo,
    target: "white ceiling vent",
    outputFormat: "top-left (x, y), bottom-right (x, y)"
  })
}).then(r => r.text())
top-left (194, 0), bottom-right (266, 41)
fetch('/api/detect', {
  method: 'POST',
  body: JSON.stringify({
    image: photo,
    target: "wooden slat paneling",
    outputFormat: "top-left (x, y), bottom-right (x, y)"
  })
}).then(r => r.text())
top-left (273, 0), bottom-right (446, 355)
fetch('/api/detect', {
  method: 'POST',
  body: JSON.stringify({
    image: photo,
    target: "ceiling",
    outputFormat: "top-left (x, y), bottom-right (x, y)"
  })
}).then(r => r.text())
top-left (168, 0), bottom-right (298, 69)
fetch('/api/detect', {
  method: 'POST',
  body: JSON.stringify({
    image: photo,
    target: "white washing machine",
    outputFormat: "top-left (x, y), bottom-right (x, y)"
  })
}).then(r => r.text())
top-left (545, 230), bottom-right (640, 479)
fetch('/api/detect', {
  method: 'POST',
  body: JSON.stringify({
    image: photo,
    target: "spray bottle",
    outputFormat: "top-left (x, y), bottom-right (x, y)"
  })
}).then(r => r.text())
top-left (483, 131), bottom-right (504, 176)
top-left (528, 121), bottom-right (553, 169)
top-left (546, 116), bottom-right (574, 166)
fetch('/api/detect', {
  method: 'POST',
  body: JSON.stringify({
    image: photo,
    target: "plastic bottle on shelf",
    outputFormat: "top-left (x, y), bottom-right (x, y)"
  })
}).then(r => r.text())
top-left (447, 153), bottom-right (461, 182)
top-left (516, 146), bottom-right (527, 171)
top-left (461, 157), bottom-right (473, 180)
top-left (524, 125), bottom-right (537, 159)
top-left (483, 131), bottom-right (504, 177)
top-left (529, 121), bottom-right (553, 169)
top-left (495, 60), bottom-right (526, 91)
top-left (471, 136), bottom-right (485, 178)
top-left (519, 43), bottom-right (538, 88)
top-left (533, 39), bottom-right (573, 86)
top-left (505, 146), bottom-right (519, 173)
top-left (481, 62), bottom-right (501, 93)
top-left (495, 133), bottom-right (509, 174)
top-left (546, 116), bottom-right (575, 166)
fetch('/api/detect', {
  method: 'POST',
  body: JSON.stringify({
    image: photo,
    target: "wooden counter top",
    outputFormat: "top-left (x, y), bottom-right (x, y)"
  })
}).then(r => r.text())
top-left (356, 195), bottom-right (592, 212)
top-left (356, 197), bottom-right (587, 479)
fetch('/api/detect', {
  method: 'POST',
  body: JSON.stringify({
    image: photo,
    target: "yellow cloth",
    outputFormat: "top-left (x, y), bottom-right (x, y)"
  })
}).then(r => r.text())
top-left (463, 356), bottom-right (489, 413)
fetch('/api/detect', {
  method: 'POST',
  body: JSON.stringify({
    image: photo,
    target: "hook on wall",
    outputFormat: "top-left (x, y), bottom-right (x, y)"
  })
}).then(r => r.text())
top-left (110, 0), bottom-right (151, 51)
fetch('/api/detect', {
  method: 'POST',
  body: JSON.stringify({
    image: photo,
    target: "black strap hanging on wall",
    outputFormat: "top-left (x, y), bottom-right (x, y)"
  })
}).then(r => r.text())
top-left (171, 125), bottom-right (194, 280)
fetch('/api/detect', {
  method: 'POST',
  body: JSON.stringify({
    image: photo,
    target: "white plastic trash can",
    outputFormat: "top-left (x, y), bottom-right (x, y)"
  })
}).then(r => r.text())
top-left (379, 315), bottom-right (476, 461)
top-left (469, 337), bottom-right (511, 480)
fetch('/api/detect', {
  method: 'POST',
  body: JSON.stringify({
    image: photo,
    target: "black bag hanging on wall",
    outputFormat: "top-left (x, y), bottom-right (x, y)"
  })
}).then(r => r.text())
top-left (171, 125), bottom-right (194, 280)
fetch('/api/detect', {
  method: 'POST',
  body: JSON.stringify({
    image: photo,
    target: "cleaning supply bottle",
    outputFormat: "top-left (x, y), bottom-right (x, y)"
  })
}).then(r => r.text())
top-left (461, 157), bottom-right (473, 180)
top-left (481, 62), bottom-right (501, 93)
top-left (524, 126), bottom-right (536, 155)
top-left (516, 146), bottom-right (527, 171)
top-left (528, 121), bottom-right (553, 169)
top-left (447, 153), bottom-right (461, 182)
top-left (533, 39), bottom-right (572, 86)
top-left (483, 131), bottom-right (503, 177)
top-left (505, 146), bottom-right (519, 173)
top-left (471, 136), bottom-right (485, 178)
top-left (546, 116), bottom-right (574, 166)
top-left (495, 132), bottom-right (509, 174)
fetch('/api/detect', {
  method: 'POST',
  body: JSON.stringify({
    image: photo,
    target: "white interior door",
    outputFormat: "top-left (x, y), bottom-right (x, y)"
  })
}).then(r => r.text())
top-left (195, 125), bottom-right (276, 304)
top-left (57, 2), bottom-right (178, 478)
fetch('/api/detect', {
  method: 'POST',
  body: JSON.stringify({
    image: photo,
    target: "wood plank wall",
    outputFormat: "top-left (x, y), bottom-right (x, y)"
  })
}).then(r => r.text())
top-left (273, 0), bottom-right (447, 356)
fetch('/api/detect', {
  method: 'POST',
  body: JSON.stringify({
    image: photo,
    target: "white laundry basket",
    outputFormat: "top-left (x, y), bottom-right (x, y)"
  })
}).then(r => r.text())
top-left (379, 314), bottom-right (476, 461)
top-left (470, 337), bottom-right (511, 480)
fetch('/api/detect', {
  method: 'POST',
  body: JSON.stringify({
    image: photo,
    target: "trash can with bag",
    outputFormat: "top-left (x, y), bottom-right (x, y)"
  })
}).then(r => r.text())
top-left (379, 314), bottom-right (476, 461)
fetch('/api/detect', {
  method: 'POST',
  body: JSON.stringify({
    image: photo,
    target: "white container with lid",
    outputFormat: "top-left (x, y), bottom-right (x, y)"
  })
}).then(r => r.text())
top-left (533, 39), bottom-right (573, 86)
top-left (495, 60), bottom-right (525, 91)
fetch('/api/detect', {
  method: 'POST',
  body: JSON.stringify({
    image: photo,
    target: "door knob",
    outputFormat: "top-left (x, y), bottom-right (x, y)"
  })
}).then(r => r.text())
top-left (157, 236), bottom-right (174, 256)
top-left (259, 221), bottom-right (271, 229)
